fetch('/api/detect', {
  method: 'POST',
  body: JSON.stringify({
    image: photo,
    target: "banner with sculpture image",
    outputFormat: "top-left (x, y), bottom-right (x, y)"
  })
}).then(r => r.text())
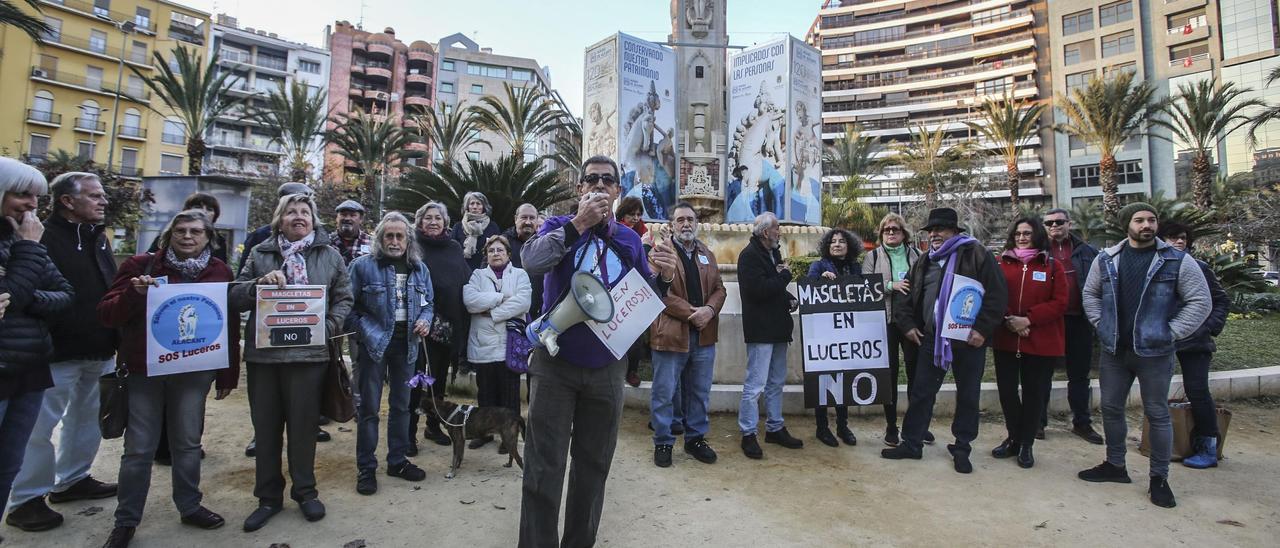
top-left (797, 274), bottom-right (892, 408)
top-left (787, 38), bottom-right (823, 225)
top-left (146, 282), bottom-right (230, 376)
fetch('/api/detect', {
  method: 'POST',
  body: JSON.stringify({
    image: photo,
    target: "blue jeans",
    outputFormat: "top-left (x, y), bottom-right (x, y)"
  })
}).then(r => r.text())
top-left (7, 358), bottom-right (113, 510)
top-left (0, 390), bottom-right (46, 509)
top-left (650, 331), bottom-right (715, 445)
top-left (355, 331), bottom-right (413, 472)
top-left (738, 342), bottom-right (788, 434)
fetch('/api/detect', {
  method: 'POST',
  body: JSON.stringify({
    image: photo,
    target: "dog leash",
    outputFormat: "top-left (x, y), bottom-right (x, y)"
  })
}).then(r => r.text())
top-left (418, 338), bottom-right (469, 431)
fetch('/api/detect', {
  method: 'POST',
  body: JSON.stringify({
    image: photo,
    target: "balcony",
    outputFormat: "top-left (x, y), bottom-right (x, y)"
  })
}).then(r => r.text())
top-left (162, 132), bottom-right (185, 145)
top-left (822, 8), bottom-right (1032, 52)
top-left (38, 0), bottom-right (158, 33)
top-left (406, 72), bottom-right (431, 86)
top-left (26, 109), bottom-right (61, 127)
top-left (257, 56), bottom-right (288, 72)
top-left (1166, 19), bottom-right (1210, 45)
top-left (822, 0), bottom-right (1017, 33)
top-left (1160, 0), bottom-right (1209, 15)
top-left (207, 134), bottom-right (284, 155)
top-left (362, 65), bottom-right (392, 80)
top-left (405, 95), bottom-right (431, 108)
top-left (822, 31), bottom-right (1034, 75)
top-left (351, 40), bottom-right (367, 52)
top-left (367, 42), bottom-right (394, 58)
top-left (823, 81), bottom-right (1037, 118)
top-left (1169, 52), bottom-right (1211, 69)
top-left (30, 66), bottom-right (152, 102)
top-left (117, 166), bottom-right (143, 179)
top-left (218, 49), bottom-right (253, 65)
top-left (74, 117), bottom-right (106, 133)
top-left (118, 125), bottom-right (147, 140)
top-left (823, 54), bottom-right (1035, 97)
top-left (41, 31), bottom-right (152, 67)
top-left (408, 49), bottom-right (433, 62)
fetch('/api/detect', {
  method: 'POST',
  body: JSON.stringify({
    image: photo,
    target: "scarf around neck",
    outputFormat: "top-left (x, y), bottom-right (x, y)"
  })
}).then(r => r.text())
top-left (164, 246), bottom-right (211, 281)
top-left (929, 234), bottom-right (978, 371)
top-left (277, 232), bottom-right (315, 285)
top-left (461, 212), bottom-right (490, 259)
top-left (1012, 247), bottom-right (1039, 263)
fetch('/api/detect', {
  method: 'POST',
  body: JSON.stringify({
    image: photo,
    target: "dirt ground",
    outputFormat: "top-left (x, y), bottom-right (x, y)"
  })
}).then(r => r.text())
top-left (6, 391), bottom-right (1279, 548)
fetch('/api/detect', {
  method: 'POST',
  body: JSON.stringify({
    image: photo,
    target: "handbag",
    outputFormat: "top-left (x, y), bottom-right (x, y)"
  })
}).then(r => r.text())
top-left (427, 315), bottom-right (453, 344)
top-left (505, 317), bottom-right (533, 374)
top-left (98, 366), bottom-right (129, 439)
top-left (1140, 398), bottom-right (1232, 460)
top-left (320, 340), bottom-right (356, 423)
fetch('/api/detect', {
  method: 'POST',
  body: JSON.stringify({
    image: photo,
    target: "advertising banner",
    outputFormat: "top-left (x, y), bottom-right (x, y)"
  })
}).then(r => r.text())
top-left (796, 274), bottom-right (892, 408)
top-left (583, 36), bottom-right (619, 162)
top-left (146, 282), bottom-right (230, 376)
top-left (787, 38), bottom-right (823, 225)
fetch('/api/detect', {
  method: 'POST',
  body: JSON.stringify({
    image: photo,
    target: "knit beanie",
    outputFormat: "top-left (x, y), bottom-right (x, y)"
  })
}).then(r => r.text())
top-left (1118, 202), bottom-right (1157, 225)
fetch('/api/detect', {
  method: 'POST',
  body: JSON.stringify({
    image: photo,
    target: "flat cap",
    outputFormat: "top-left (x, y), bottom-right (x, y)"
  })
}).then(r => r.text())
top-left (336, 200), bottom-right (365, 213)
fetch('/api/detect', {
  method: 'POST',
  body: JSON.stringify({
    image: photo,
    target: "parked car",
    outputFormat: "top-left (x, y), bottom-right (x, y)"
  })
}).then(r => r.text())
top-left (1263, 271), bottom-right (1279, 287)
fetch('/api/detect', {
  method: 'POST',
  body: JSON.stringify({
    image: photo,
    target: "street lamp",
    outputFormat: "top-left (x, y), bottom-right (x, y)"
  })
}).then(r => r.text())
top-left (106, 19), bottom-right (137, 173)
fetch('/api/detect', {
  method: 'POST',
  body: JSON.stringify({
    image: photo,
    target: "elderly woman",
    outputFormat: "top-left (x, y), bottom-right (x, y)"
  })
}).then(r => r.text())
top-left (148, 193), bottom-right (228, 263)
top-left (0, 159), bottom-right (73, 523)
top-left (451, 191), bottom-right (502, 270)
top-left (807, 228), bottom-right (863, 448)
top-left (97, 210), bottom-right (239, 546)
top-left (230, 193), bottom-right (352, 532)
top-left (410, 202), bottom-right (471, 451)
top-left (462, 235), bottom-right (531, 450)
top-left (863, 212), bottom-right (924, 447)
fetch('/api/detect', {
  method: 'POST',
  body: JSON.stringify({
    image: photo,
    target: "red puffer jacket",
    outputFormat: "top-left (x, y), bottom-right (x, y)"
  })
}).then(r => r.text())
top-left (992, 250), bottom-right (1068, 358)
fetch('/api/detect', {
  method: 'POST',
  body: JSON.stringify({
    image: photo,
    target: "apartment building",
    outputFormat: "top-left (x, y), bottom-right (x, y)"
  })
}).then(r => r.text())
top-left (811, 0), bottom-right (1053, 210)
top-left (203, 14), bottom-right (331, 180)
top-left (0, 0), bottom-right (210, 178)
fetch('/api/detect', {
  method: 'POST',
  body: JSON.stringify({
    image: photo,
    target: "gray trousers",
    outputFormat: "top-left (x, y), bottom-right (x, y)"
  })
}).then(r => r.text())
top-left (1099, 351), bottom-right (1175, 478)
top-left (247, 362), bottom-right (325, 505)
top-left (519, 349), bottom-right (625, 548)
top-left (114, 370), bottom-right (215, 528)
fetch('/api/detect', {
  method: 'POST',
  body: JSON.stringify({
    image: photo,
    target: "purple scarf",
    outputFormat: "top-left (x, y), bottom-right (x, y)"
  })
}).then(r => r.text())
top-left (930, 234), bottom-right (978, 371)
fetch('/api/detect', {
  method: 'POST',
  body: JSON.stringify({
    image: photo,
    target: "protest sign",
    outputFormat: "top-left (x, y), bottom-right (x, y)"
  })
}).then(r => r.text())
top-left (147, 282), bottom-right (230, 376)
top-left (588, 268), bottom-right (667, 360)
top-left (797, 274), bottom-right (891, 408)
top-left (255, 285), bottom-right (327, 349)
top-left (940, 273), bottom-right (984, 341)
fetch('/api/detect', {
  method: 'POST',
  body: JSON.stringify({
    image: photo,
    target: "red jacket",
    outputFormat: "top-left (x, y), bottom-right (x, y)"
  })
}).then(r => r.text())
top-left (992, 250), bottom-right (1068, 358)
top-left (98, 253), bottom-right (240, 390)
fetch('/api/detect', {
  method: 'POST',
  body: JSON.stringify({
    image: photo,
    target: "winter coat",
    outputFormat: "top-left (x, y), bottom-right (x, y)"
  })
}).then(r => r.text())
top-left (230, 229), bottom-right (354, 365)
top-left (737, 235), bottom-right (794, 344)
top-left (236, 224), bottom-right (272, 276)
top-left (0, 226), bottom-right (74, 399)
top-left (862, 244), bottom-right (921, 323)
top-left (504, 226), bottom-right (545, 317)
top-left (97, 253), bottom-right (240, 390)
top-left (1176, 258), bottom-right (1230, 354)
top-left (451, 219), bottom-right (502, 270)
top-left (807, 257), bottom-right (861, 278)
top-left (42, 215), bottom-right (118, 361)
top-left (893, 240), bottom-right (1009, 341)
top-left (346, 254), bottom-right (434, 365)
top-left (463, 263), bottom-right (532, 363)
top-left (416, 233), bottom-right (472, 357)
top-left (992, 250), bottom-right (1069, 358)
top-left (650, 239), bottom-right (726, 352)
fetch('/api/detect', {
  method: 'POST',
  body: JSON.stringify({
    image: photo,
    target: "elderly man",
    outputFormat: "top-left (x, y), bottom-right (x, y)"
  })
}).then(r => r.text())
top-left (736, 212), bottom-right (803, 459)
top-left (650, 202), bottom-right (725, 468)
top-left (6, 173), bottom-right (117, 533)
top-left (503, 203), bottom-right (545, 319)
top-left (881, 208), bottom-right (1007, 474)
top-left (346, 212), bottom-right (434, 496)
top-left (518, 156), bottom-right (678, 547)
top-left (1041, 207), bottom-right (1103, 444)
top-left (1078, 203), bottom-right (1210, 508)
top-left (330, 200), bottom-right (372, 265)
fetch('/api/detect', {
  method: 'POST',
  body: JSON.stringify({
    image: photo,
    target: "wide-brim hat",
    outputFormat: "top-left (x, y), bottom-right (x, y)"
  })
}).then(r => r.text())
top-left (922, 207), bottom-right (965, 232)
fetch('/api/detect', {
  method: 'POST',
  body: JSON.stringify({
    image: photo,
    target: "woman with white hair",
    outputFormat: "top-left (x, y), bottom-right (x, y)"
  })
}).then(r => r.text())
top-left (451, 191), bottom-right (502, 270)
top-left (0, 158), bottom-right (74, 533)
top-left (230, 193), bottom-right (353, 532)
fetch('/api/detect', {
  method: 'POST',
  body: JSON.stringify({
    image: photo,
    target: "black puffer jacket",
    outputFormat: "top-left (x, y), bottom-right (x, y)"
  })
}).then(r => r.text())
top-left (0, 224), bottom-right (75, 399)
top-left (1177, 259), bottom-right (1230, 353)
top-left (417, 232), bottom-right (472, 357)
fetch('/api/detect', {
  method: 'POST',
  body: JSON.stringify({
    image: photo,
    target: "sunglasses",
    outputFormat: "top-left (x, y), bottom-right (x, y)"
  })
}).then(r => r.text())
top-left (580, 173), bottom-right (618, 185)
top-left (1044, 220), bottom-right (1068, 227)
top-left (881, 226), bottom-right (903, 234)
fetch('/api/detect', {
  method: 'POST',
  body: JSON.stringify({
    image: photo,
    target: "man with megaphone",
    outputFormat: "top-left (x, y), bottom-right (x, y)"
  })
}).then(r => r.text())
top-left (517, 156), bottom-right (678, 548)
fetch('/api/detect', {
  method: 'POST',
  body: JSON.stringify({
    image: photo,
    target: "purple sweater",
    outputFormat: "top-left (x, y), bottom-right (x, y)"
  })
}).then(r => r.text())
top-left (520, 215), bottom-right (659, 368)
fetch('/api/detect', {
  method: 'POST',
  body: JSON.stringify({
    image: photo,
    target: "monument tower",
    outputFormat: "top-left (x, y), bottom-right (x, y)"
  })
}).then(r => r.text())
top-left (670, 0), bottom-right (728, 220)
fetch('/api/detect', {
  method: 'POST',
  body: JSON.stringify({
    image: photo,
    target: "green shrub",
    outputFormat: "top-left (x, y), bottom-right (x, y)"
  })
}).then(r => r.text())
top-left (786, 254), bottom-right (821, 282)
top-left (1232, 292), bottom-right (1280, 314)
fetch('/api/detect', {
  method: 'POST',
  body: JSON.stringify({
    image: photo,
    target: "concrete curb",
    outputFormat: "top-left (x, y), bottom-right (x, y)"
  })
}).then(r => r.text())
top-left (624, 365), bottom-right (1280, 416)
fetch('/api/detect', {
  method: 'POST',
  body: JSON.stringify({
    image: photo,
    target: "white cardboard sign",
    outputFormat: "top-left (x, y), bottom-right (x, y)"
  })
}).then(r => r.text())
top-left (588, 268), bottom-right (666, 360)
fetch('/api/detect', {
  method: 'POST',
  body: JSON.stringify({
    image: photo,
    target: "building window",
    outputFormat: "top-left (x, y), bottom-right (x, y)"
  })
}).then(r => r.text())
top-left (89, 29), bottom-right (108, 54)
top-left (1220, 0), bottom-right (1277, 60)
top-left (1068, 136), bottom-right (1099, 158)
top-left (512, 68), bottom-right (533, 81)
top-left (976, 78), bottom-right (1009, 96)
top-left (121, 148), bottom-right (138, 170)
top-left (1103, 62), bottom-right (1137, 78)
top-left (1123, 135), bottom-right (1142, 152)
top-left (1066, 70), bottom-right (1093, 93)
top-left (1064, 41), bottom-right (1092, 65)
top-left (1063, 10), bottom-right (1093, 36)
top-left (163, 119), bottom-right (186, 144)
top-left (135, 7), bottom-right (151, 29)
top-left (32, 91), bottom-right (53, 117)
top-left (470, 84), bottom-right (483, 94)
top-left (1070, 160), bottom-right (1142, 188)
top-left (28, 134), bottom-right (50, 160)
top-left (86, 65), bottom-right (104, 90)
top-left (1099, 1), bottom-right (1133, 27)
top-left (1171, 42), bottom-right (1210, 64)
top-left (93, 0), bottom-right (110, 18)
top-left (441, 60), bottom-right (455, 71)
top-left (695, 66), bottom-right (704, 78)
top-left (160, 154), bottom-right (183, 175)
top-left (168, 12), bottom-right (206, 46)
top-left (466, 63), bottom-right (507, 78)
top-left (439, 82), bottom-right (454, 93)
top-left (1168, 8), bottom-right (1207, 31)
top-left (1101, 30), bottom-right (1135, 57)
top-left (77, 141), bottom-right (96, 160)
top-left (123, 109), bottom-right (141, 130)
top-left (130, 41), bottom-right (147, 64)
top-left (298, 59), bottom-right (321, 74)
top-left (1069, 164), bottom-right (1100, 188)
top-left (466, 151), bottom-right (481, 161)
top-left (42, 17), bottom-right (60, 42)
top-left (126, 74), bottom-right (144, 97)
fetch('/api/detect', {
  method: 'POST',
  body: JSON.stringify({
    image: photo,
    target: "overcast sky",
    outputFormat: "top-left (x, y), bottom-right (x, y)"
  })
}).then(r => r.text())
top-left (182, 0), bottom-right (819, 116)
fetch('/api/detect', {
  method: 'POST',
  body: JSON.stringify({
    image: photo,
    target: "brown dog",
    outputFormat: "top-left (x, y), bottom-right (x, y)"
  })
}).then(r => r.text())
top-left (419, 399), bottom-right (525, 479)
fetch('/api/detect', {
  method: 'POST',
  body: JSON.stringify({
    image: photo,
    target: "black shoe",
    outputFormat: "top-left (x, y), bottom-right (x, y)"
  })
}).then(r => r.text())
top-left (387, 461), bottom-right (426, 482)
top-left (815, 427), bottom-right (838, 447)
top-left (423, 428), bottom-right (452, 446)
top-left (654, 444), bottom-right (673, 468)
top-left (1035, 427), bottom-right (1046, 440)
top-left (102, 526), bottom-right (135, 548)
top-left (1078, 461), bottom-right (1132, 483)
top-left (1017, 444), bottom-right (1035, 469)
top-left (880, 444), bottom-right (922, 460)
top-left (316, 428), bottom-right (331, 442)
top-left (684, 438), bottom-right (717, 464)
top-left (884, 426), bottom-right (900, 447)
top-left (48, 476), bottom-right (117, 503)
top-left (922, 430), bottom-right (936, 445)
top-left (299, 498), bottom-right (326, 522)
top-left (1072, 424), bottom-right (1105, 445)
top-left (764, 427), bottom-right (804, 449)
top-left (991, 439), bottom-right (1020, 459)
top-left (468, 435), bottom-right (494, 450)
top-left (406, 439), bottom-right (419, 457)
top-left (4, 497), bottom-right (63, 531)
top-left (244, 439), bottom-right (256, 458)
top-left (242, 505), bottom-right (281, 532)
top-left (741, 434), bottom-right (763, 460)
top-left (947, 444), bottom-right (973, 474)
top-left (1149, 476), bottom-right (1177, 508)
top-left (180, 506), bottom-right (225, 530)
top-left (356, 470), bottom-right (378, 495)
top-left (837, 427), bottom-right (857, 446)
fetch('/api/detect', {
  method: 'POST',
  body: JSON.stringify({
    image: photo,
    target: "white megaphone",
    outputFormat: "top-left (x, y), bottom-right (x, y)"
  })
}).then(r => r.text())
top-left (526, 271), bottom-right (615, 356)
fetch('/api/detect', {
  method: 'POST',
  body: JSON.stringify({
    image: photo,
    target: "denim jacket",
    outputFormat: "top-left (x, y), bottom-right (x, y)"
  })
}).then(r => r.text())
top-left (1082, 239), bottom-right (1211, 357)
top-left (346, 254), bottom-right (435, 364)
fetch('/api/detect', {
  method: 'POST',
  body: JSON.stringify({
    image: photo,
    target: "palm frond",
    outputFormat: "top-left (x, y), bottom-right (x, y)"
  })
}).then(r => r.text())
top-left (0, 0), bottom-right (54, 43)
top-left (387, 155), bottom-right (575, 222)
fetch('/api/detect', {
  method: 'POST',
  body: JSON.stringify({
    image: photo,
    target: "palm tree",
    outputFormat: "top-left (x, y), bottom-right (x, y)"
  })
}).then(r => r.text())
top-left (967, 94), bottom-right (1044, 214)
top-left (547, 121), bottom-right (583, 188)
top-left (1100, 191), bottom-right (1220, 243)
top-left (387, 155), bottom-right (575, 223)
top-left (820, 125), bottom-right (883, 232)
top-left (1151, 78), bottom-right (1263, 210)
top-left (409, 102), bottom-right (489, 167)
top-left (0, 0), bottom-right (53, 43)
top-left (469, 83), bottom-right (569, 160)
top-left (325, 108), bottom-right (420, 217)
top-left (131, 46), bottom-right (246, 175)
top-left (1055, 72), bottom-right (1156, 220)
top-left (247, 81), bottom-right (329, 181)
top-left (885, 124), bottom-right (974, 209)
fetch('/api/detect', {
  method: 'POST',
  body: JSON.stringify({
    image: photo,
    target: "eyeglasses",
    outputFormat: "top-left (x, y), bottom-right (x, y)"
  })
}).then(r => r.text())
top-left (881, 227), bottom-right (902, 234)
top-left (172, 228), bottom-right (206, 237)
top-left (1044, 220), bottom-right (1068, 227)
top-left (580, 173), bottom-right (618, 186)
top-left (1014, 231), bottom-right (1034, 238)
